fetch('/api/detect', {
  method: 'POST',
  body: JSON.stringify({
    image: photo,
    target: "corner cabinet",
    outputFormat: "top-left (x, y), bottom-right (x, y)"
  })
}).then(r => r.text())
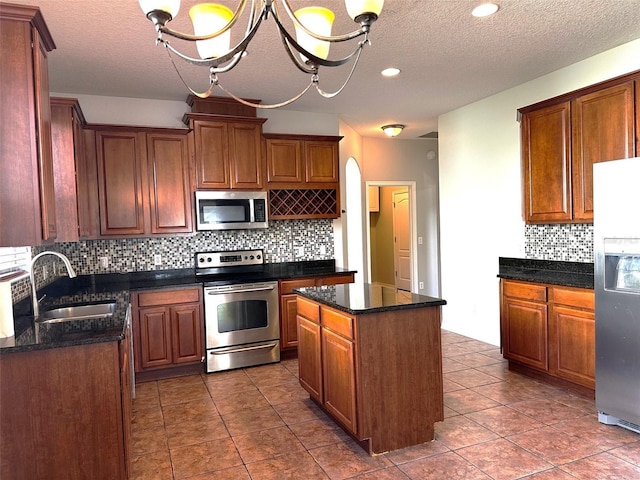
top-left (500, 279), bottom-right (595, 391)
top-left (132, 286), bottom-right (204, 380)
top-left (264, 134), bottom-right (342, 219)
top-left (0, 4), bottom-right (57, 246)
top-left (519, 73), bottom-right (637, 224)
top-left (279, 273), bottom-right (354, 352)
top-left (186, 113), bottom-right (266, 190)
top-left (91, 127), bottom-right (193, 237)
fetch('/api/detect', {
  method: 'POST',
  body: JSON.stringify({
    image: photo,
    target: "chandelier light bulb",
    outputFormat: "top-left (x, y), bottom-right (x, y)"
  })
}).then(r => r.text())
top-left (345, 0), bottom-right (384, 22)
top-left (382, 124), bottom-right (405, 137)
top-left (294, 7), bottom-right (335, 61)
top-left (139, 0), bottom-right (181, 18)
top-left (190, 3), bottom-right (233, 59)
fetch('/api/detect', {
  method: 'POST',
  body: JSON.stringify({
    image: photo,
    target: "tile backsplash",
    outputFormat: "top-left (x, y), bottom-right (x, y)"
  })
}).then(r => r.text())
top-left (11, 219), bottom-right (334, 304)
top-left (524, 223), bottom-right (593, 262)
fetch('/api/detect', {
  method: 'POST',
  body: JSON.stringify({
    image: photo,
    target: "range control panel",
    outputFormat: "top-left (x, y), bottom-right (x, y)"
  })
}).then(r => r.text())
top-left (195, 249), bottom-right (264, 269)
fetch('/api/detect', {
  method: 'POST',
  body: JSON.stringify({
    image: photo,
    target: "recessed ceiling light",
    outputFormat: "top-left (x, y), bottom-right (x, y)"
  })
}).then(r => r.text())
top-left (472, 3), bottom-right (499, 17)
top-left (381, 67), bottom-right (400, 77)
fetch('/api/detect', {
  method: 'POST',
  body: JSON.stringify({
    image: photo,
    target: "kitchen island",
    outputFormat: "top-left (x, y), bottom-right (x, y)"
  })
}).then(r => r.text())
top-left (295, 283), bottom-right (446, 454)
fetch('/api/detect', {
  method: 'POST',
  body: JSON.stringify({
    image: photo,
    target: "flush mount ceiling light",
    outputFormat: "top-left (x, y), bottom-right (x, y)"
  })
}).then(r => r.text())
top-left (139, 0), bottom-right (384, 108)
top-left (381, 124), bottom-right (405, 137)
top-left (472, 2), bottom-right (499, 17)
top-left (381, 67), bottom-right (400, 77)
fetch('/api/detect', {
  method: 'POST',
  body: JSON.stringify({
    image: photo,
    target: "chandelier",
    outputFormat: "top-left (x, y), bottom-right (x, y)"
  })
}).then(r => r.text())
top-left (139, 0), bottom-right (384, 108)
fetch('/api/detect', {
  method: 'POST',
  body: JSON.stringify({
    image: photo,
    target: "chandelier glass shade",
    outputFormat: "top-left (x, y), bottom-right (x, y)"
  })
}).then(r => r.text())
top-left (139, 0), bottom-right (384, 108)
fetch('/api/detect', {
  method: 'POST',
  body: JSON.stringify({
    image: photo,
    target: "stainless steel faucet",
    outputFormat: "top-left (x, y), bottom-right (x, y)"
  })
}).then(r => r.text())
top-left (30, 252), bottom-right (77, 318)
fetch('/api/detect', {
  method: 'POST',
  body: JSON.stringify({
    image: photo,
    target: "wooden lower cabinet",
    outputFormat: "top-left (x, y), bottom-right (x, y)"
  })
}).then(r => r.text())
top-left (133, 286), bottom-right (204, 377)
top-left (279, 273), bottom-right (354, 352)
top-left (297, 296), bottom-right (444, 454)
top-left (500, 279), bottom-right (595, 390)
top-left (0, 333), bottom-right (132, 479)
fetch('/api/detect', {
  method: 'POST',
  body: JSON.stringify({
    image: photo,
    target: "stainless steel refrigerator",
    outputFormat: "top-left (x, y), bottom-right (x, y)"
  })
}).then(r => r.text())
top-left (594, 157), bottom-right (640, 433)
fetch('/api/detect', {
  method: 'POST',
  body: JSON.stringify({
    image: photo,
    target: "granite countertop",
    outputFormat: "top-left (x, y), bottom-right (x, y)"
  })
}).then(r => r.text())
top-left (2, 260), bottom-right (356, 354)
top-left (498, 257), bottom-right (594, 289)
top-left (295, 283), bottom-right (446, 315)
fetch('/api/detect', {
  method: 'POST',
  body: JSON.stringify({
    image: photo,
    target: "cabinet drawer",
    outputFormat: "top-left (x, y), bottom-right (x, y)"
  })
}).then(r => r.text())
top-left (503, 281), bottom-right (547, 302)
top-left (549, 287), bottom-right (594, 310)
top-left (297, 296), bottom-right (320, 323)
top-left (281, 278), bottom-right (317, 294)
top-left (318, 274), bottom-right (354, 286)
top-left (321, 307), bottom-right (354, 340)
top-left (137, 288), bottom-right (201, 307)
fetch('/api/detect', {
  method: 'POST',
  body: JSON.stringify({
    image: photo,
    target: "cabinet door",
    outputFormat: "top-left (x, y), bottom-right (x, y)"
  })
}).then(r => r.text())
top-left (96, 131), bottom-right (147, 235)
top-left (146, 133), bottom-right (193, 234)
top-left (265, 138), bottom-right (303, 184)
top-left (33, 27), bottom-right (57, 242)
top-left (280, 294), bottom-right (300, 350)
top-left (170, 303), bottom-right (203, 365)
top-left (297, 315), bottom-right (323, 402)
top-left (229, 122), bottom-right (263, 189)
top-left (305, 141), bottom-right (338, 183)
top-left (193, 120), bottom-right (229, 189)
top-left (322, 328), bottom-right (357, 434)
top-left (572, 82), bottom-right (635, 221)
top-left (502, 297), bottom-right (548, 371)
top-left (119, 325), bottom-right (132, 480)
top-left (521, 102), bottom-right (572, 223)
top-left (138, 306), bottom-right (173, 369)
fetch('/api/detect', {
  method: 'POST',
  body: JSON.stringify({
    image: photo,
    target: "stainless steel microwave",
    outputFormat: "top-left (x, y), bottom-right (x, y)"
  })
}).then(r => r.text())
top-left (195, 191), bottom-right (268, 231)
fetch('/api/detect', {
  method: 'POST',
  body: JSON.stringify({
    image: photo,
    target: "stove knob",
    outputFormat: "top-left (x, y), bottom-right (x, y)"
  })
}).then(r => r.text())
top-left (207, 257), bottom-right (212, 263)
top-left (256, 254), bottom-right (261, 260)
top-left (199, 257), bottom-right (205, 263)
top-left (249, 255), bottom-right (255, 260)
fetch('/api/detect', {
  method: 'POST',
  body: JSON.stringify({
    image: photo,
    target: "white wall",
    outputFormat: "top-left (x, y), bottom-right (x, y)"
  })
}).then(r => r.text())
top-left (438, 38), bottom-right (640, 346)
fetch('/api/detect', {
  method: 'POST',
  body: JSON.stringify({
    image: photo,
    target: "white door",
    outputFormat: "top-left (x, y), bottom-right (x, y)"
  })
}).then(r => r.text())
top-left (393, 190), bottom-right (411, 291)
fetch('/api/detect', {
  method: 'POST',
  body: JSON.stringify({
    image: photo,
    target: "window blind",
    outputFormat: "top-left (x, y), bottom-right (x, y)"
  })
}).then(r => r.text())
top-left (0, 247), bottom-right (31, 281)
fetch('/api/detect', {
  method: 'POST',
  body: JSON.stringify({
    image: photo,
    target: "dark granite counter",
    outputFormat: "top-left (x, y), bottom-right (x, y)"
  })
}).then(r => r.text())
top-left (295, 283), bottom-right (446, 315)
top-left (498, 257), bottom-right (594, 289)
top-left (3, 260), bottom-right (356, 354)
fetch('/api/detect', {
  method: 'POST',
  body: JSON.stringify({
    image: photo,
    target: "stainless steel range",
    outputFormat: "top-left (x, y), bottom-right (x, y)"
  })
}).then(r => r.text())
top-left (195, 249), bottom-right (280, 373)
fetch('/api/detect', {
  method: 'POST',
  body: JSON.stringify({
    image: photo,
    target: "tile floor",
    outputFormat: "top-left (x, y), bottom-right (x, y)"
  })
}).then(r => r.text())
top-left (130, 330), bottom-right (640, 479)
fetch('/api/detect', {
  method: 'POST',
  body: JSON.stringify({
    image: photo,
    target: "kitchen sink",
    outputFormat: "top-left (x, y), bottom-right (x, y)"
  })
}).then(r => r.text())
top-left (38, 303), bottom-right (116, 324)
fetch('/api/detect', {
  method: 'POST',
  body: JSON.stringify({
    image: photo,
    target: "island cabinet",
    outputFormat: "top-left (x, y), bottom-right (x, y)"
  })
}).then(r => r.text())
top-left (279, 272), bottom-right (354, 352)
top-left (500, 279), bottom-right (595, 391)
top-left (0, 4), bottom-right (57, 247)
top-left (89, 127), bottom-right (193, 237)
top-left (132, 286), bottom-right (204, 380)
top-left (0, 329), bottom-right (132, 479)
top-left (296, 288), bottom-right (445, 454)
top-left (264, 134), bottom-right (342, 219)
top-left (519, 73), bottom-right (637, 224)
top-left (186, 114), bottom-right (266, 190)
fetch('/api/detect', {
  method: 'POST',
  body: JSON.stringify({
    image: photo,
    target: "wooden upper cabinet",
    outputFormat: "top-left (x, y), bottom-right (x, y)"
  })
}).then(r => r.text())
top-left (0, 4), bottom-right (56, 246)
top-left (188, 114), bottom-right (266, 190)
top-left (96, 131), bottom-right (147, 236)
top-left (266, 138), bottom-right (303, 183)
top-left (305, 140), bottom-right (339, 183)
top-left (521, 102), bottom-right (572, 224)
top-left (571, 82), bottom-right (635, 221)
top-left (146, 133), bottom-right (193, 234)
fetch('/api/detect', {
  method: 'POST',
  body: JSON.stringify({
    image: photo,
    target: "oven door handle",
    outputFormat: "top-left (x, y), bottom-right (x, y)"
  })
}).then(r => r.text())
top-left (210, 342), bottom-right (279, 355)
top-left (206, 285), bottom-right (275, 295)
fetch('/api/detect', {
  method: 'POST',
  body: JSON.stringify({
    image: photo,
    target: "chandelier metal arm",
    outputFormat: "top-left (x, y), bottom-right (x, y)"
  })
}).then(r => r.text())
top-left (275, 0), bottom-right (372, 43)
top-left (153, 0), bottom-right (250, 42)
top-left (216, 79), bottom-right (315, 109)
top-left (314, 45), bottom-right (364, 99)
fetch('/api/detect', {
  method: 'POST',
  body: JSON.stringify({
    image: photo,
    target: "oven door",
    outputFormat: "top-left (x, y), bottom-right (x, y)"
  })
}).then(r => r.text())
top-left (204, 281), bottom-right (279, 349)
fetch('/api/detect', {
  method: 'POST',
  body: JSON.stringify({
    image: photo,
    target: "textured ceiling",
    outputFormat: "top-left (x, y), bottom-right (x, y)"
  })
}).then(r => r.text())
top-left (9, 0), bottom-right (640, 138)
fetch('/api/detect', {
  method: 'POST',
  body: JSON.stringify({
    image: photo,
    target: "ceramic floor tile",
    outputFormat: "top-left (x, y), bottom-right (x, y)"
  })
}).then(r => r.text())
top-left (160, 382), bottom-right (212, 406)
top-left (260, 382), bottom-right (313, 406)
top-left (179, 465), bottom-right (251, 479)
top-left (245, 363), bottom-right (299, 388)
top-left (444, 388), bottom-right (501, 414)
top-left (474, 363), bottom-right (514, 381)
top-left (441, 357), bottom-right (470, 373)
top-left (398, 451), bottom-right (491, 480)
top-left (434, 415), bottom-right (499, 450)
top-left (385, 439), bottom-right (450, 465)
top-left (170, 438), bottom-right (243, 479)
top-left (165, 416), bottom-right (230, 449)
top-left (471, 381), bottom-right (544, 404)
top-left (129, 449), bottom-right (173, 480)
top-left (445, 368), bottom-right (502, 388)
top-left (244, 450), bottom-right (329, 479)
top-left (443, 378), bottom-right (466, 393)
top-left (521, 468), bottom-right (577, 479)
top-left (162, 398), bottom-right (218, 426)
top-left (273, 398), bottom-right (328, 426)
top-left (508, 397), bottom-right (589, 425)
top-left (348, 466), bottom-right (411, 479)
top-left (456, 438), bottom-right (553, 480)
top-left (131, 425), bottom-right (168, 455)
top-left (158, 374), bottom-right (204, 391)
top-left (289, 418), bottom-right (350, 450)
top-left (203, 370), bottom-right (256, 398)
top-left (453, 352), bottom-right (504, 368)
top-left (131, 404), bottom-right (164, 429)
top-left (222, 406), bottom-right (285, 436)
top-left (507, 425), bottom-right (603, 465)
top-left (551, 414), bottom-right (640, 451)
top-left (310, 440), bottom-right (393, 480)
top-left (609, 440), bottom-right (640, 466)
top-left (132, 382), bottom-right (160, 411)
top-left (561, 451), bottom-right (640, 479)
top-left (232, 425), bottom-right (305, 464)
top-left (465, 405), bottom-right (544, 436)
top-left (213, 385), bottom-right (270, 414)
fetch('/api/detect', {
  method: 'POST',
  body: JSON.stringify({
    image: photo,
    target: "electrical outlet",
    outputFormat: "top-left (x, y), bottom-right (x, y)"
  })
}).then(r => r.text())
top-left (419, 281), bottom-right (424, 290)
top-left (418, 236), bottom-right (423, 245)
top-left (99, 256), bottom-right (108, 269)
top-left (154, 254), bottom-right (162, 266)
